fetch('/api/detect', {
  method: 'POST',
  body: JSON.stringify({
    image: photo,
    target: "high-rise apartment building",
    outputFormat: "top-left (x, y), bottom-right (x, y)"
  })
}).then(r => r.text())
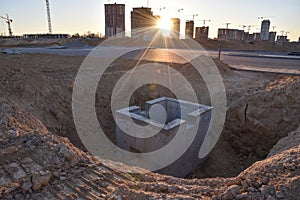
top-left (131, 7), bottom-right (159, 38)
top-left (277, 35), bottom-right (289, 43)
top-left (185, 20), bottom-right (194, 39)
top-left (170, 18), bottom-right (180, 38)
top-left (195, 26), bottom-right (209, 40)
top-left (260, 20), bottom-right (270, 41)
top-left (105, 3), bottom-right (125, 38)
top-left (218, 29), bottom-right (244, 40)
top-left (268, 31), bottom-right (277, 42)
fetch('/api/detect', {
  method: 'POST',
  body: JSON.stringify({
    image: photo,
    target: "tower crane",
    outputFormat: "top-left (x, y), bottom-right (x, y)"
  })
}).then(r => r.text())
top-left (224, 22), bottom-right (231, 29)
top-left (285, 32), bottom-right (289, 37)
top-left (177, 8), bottom-right (183, 13)
top-left (198, 19), bottom-right (211, 26)
top-left (176, 8), bottom-right (183, 17)
top-left (258, 16), bottom-right (274, 20)
top-left (239, 25), bottom-right (247, 30)
top-left (153, 6), bottom-right (166, 13)
top-left (159, 6), bottom-right (166, 12)
top-left (247, 25), bottom-right (255, 32)
top-left (192, 14), bottom-right (198, 21)
top-left (0, 14), bottom-right (13, 36)
top-left (186, 14), bottom-right (198, 21)
top-left (45, 0), bottom-right (52, 33)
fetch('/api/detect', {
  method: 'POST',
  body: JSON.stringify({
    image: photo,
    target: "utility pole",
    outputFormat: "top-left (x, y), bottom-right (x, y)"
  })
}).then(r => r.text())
top-left (218, 42), bottom-right (222, 60)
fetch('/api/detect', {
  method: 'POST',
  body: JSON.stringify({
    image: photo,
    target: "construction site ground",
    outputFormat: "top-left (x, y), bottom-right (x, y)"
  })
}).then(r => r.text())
top-left (0, 52), bottom-right (299, 199)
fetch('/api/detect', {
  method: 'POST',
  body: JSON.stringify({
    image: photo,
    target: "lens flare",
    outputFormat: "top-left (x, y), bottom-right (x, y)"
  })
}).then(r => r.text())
top-left (157, 17), bottom-right (172, 30)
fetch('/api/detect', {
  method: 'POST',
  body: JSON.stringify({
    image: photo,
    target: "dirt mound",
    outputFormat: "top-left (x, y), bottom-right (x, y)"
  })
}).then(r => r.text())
top-left (0, 54), bottom-right (85, 149)
top-left (268, 126), bottom-right (300, 157)
top-left (0, 101), bottom-right (92, 197)
top-left (195, 76), bottom-right (300, 178)
top-left (225, 76), bottom-right (300, 158)
top-left (0, 101), bottom-right (299, 199)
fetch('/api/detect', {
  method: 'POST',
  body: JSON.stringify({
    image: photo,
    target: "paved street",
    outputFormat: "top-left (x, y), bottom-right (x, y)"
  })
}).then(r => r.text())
top-left (5, 47), bottom-right (300, 74)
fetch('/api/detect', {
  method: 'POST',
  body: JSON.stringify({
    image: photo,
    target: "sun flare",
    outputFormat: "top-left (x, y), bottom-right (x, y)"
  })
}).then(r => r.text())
top-left (157, 17), bottom-right (172, 30)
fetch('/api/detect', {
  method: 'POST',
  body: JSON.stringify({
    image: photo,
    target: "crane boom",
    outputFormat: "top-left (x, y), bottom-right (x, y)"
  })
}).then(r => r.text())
top-left (224, 23), bottom-right (231, 29)
top-left (239, 25), bottom-right (247, 30)
top-left (198, 19), bottom-right (211, 26)
top-left (258, 16), bottom-right (274, 20)
top-left (45, 0), bottom-right (52, 33)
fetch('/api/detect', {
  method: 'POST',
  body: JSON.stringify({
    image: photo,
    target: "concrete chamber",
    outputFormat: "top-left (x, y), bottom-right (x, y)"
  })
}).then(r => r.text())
top-left (115, 97), bottom-right (212, 177)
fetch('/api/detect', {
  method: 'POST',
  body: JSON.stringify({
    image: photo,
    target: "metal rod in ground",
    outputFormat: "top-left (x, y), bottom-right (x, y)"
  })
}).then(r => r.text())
top-left (218, 42), bottom-right (222, 60)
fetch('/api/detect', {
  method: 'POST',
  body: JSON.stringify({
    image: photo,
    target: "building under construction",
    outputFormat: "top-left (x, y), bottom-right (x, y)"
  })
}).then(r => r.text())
top-left (277, 35), bottom-right (289, 43)
top-left (105, 3), bottom-right (125, 38)
top-left (185, 20), bottom-right (194, 39)
top-left (170, 18), bottom-right (180, 38)
top-left (260, 20), bottom-right (271, 41)
top-left (195, 26), bottom-right (209, 40)
top-left (218, 29), bottom-right (244, 40)
top-left (23, 34), bottom-right (69, 39)
top-left (268, 31), bottom-right (277, 42)
top-left (131, 7), bottom-right (158, 38)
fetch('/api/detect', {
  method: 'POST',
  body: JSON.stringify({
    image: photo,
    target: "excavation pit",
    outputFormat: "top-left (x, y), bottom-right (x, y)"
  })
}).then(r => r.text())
top-left (115, 97), bottom-right (212, 177)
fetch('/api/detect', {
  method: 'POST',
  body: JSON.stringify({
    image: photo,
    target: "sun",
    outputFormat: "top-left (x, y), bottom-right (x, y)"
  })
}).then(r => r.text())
top-left (157, 17), bottom-right (172, 30)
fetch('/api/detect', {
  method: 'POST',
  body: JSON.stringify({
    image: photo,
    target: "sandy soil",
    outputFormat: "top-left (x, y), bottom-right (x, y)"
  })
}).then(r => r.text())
top-left (0, 52), bottom-right (298, 180)
top-left (0, 95), bottom-right (299, 199)
top-left (0, 51), bottom-right (299, 199)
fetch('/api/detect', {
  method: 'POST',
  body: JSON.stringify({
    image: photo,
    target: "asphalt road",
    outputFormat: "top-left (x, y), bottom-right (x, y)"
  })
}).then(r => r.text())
top-left (5, 47), bottom-right (300, 73)
top-left (221, 52), bottom-right (300, 70)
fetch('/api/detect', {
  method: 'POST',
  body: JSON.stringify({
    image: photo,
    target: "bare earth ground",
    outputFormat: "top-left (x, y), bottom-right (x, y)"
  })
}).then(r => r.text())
top-left (0, 53), bottom-right (299, 199)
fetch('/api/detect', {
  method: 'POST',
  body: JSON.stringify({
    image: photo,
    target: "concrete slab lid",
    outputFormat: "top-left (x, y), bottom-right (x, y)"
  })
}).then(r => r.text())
top-left (189, 107), bottom-right (213, 117)
top-left (115, 97), bottom-right (212, 131)
top-left (146, 97), bottom-right (213, 112)
top-left (116, 107), bottom-right (186, 131)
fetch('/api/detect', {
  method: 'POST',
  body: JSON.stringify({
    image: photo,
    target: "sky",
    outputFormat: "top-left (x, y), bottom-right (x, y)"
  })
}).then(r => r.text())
top-left (1, 0), bottom-right (300, 41)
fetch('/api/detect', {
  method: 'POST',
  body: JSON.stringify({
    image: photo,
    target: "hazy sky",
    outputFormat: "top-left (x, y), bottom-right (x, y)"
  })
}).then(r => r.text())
top-left (1, 0), bottom-right (299, 41)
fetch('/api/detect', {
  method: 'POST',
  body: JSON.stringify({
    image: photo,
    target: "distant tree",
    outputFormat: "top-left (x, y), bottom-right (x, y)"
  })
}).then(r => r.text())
top-left (72, 33), bottom-right (80, 38)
